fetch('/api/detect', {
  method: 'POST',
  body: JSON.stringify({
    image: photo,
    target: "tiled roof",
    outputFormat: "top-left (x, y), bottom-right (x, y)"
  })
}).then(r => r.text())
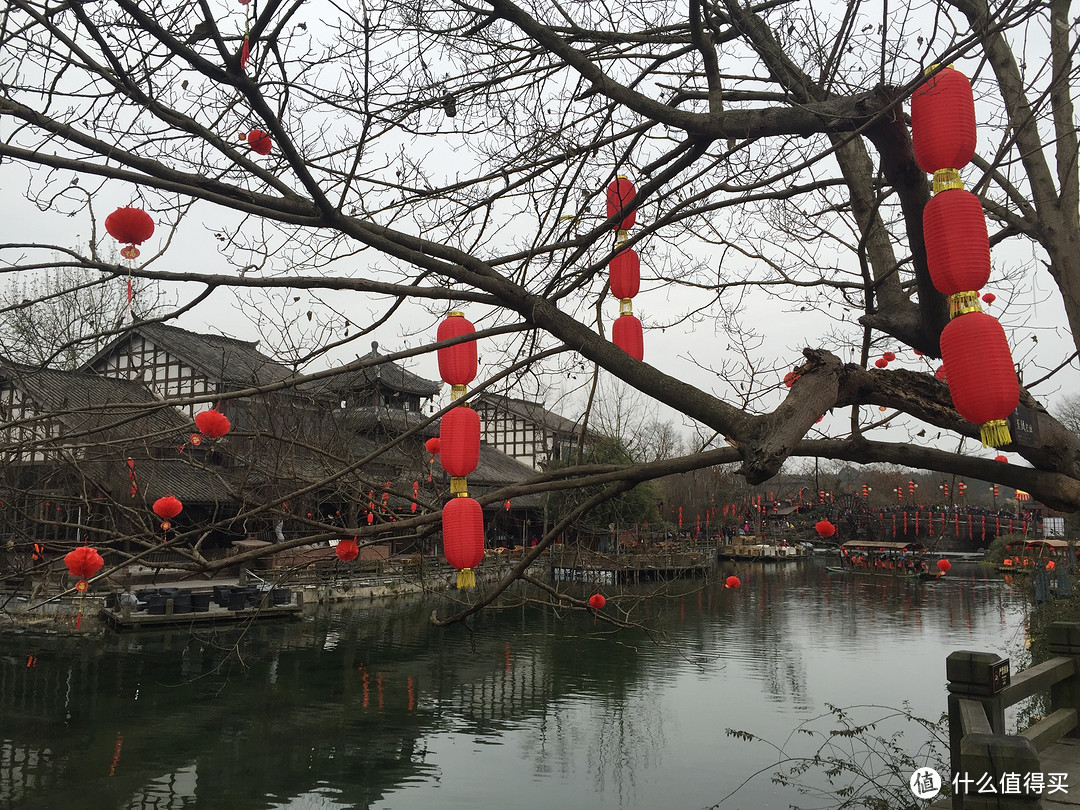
top-left (84, 322), bottom-right (297, 389)
top-left (314, 343), bottom-right (441, 398)
top-left (0, 362), bottom-right (189, 443)
top-left (80, 456), bottom-right (237, 505)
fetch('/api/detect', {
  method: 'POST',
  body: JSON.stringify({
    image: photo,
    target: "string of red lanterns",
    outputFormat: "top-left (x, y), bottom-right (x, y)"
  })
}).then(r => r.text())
top-left (912, 65), bottom-right (1018, 447)
top-left (606, 177), bottom-right (644, 361)
top-left (436, 312), bottom-right (484, 589)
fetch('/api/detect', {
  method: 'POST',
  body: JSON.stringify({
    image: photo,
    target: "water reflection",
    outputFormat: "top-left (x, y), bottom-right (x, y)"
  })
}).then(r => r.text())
top-left (0, 560), bottom-right (1027, 809)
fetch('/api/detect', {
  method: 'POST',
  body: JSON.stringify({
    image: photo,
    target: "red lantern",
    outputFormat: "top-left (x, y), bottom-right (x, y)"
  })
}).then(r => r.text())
top-left (612, 313), bottom-right (643, 361)
top-left (882, 352), bottom-right (896, 362)
top-left (606, 177), bottom-right (637, 231)
top-left (911, 67), bottom-right (976, 175)
top-left (439, 406), bottom-right (479, 477)
top-left (425, 437), bottom-right (441, 456)
top-left (105, 207), bottom-right (155, 259)
top-left (336, 538), bottom-right (359, 562)
top-left (725, 575), bottom-right (741, 589)
top-left (937, 558), bottom-right (952, 573)
top-left (922, 189), bottom-right (990, 300)
top-left (588, 593), bottom-right (606, 610)
top-left (874, 358), bottom-right (888, 368)
top-left (935, 365), bottom-right (948, 381)
top-left (436, 313), bottom-right (478, 387)
top-left (64, 546), bottom-right (104, 580)
top-left (442, 496), bottom-right (484, 588)
top-left (982, 292), bottom-right (996, 305)
top-left (194, 408), bottom-right (231, 438)
top-left (815, 519), bottom-right (836, 538)
top-left (939, 312), bottom-right (1019, 446)
top-left (153, 495), bottom-right (183, 521)
top-left (247, 129), bottom-right (272, 155)
top-left (609, 249), bottom-right (640, 299)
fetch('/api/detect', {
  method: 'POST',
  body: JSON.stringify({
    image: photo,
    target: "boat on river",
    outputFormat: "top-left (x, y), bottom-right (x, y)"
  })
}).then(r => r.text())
top-left (835, 540), bottom-right (944, 580)
top-left (998, 538), bottom-right (1073, 574)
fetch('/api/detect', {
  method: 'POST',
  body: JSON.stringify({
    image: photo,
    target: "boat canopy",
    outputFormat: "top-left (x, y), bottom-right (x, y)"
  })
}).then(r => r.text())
top-left (840, 541), bottom-right (925, 552)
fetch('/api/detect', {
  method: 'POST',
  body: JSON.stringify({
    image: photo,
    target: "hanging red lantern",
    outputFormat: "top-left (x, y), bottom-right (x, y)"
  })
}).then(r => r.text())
top-left (922, 189), bottom-right (990, 310)
top-left (105, 207), bottom-right (155, 259)
top-left (937, 558), bottom-right (952, 573)
top-left (609, 249), bottom-right (640, 299)
top-left (911, 66), bottom-right (976, 178)
top-left (153, 495), bottom-right (183, 520)
top-left (247, 129), bottom-right (272, 155)
top-left (439, 406), bottom-right (480, 477)
top-left (612, 313), bottom-right (643, 361)
top-left (883, 352), bottom-right (896, 362)
top-left (940, 312), bottom-right (1018, 446)
top-left (194, 408), bottom-right (231, 438)
top-left (605, 177), bottom-right (637, 231)
top-left (995, 454), bottom-right (1008, 462)
top-left (64, 546), bottom-right (104, 580)
top-left (336, 538), bottom-right (359, 562)
top-left (874, 358), bottom-right (888, 368)
top-left (815, 519), bottom-right (836, 538)
top-left (437, 312), bottom-right (478, 387)
top-left (982, 292), bottom-right (996, 305)
top-left (725, 575), bottom-right (741, 589)
top-left (935, 365), bottom-right (948, 382)
top-left (588, 593), bottom-right (606, 610)
top-left (442, 496), bottom-right (484, 588)
top-left (425, 437), bottom-right (441, 456)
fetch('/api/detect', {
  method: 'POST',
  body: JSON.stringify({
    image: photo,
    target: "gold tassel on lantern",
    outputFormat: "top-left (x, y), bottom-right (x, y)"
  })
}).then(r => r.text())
top-left (933, 169), bottom-right (964, 194)
top-left (457, 567), bottom-right (476, 589)
top-left (449, 477), bottom-right (468, 496)
top-left (981, 419), bottom-right (1012, 448)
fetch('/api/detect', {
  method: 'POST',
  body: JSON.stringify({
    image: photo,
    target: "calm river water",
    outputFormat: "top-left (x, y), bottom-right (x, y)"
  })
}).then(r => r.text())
top-left (0, 559), bottom-right (1029, 810)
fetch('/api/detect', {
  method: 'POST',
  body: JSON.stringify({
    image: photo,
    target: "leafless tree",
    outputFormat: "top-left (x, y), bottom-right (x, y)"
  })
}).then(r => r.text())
top-left (1, 0), bottom-right (1079, 618)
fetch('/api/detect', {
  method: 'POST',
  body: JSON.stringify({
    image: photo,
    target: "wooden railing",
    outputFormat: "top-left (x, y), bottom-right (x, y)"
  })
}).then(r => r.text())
top-left (946, 622), bottom-right (1080, 808)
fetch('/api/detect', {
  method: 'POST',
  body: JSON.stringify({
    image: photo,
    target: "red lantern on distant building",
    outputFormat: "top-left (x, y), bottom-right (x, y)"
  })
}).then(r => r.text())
top-left (982, 292), bottom-right (996, 305)
top-left (442, 495), bottom-right (484, 588)
top-left (425, 437), bottom-right (440, 456)
top-left (588, 593), bottom-right (606, 609)
top-left (437, 313), bottom-right (477, 391)
top-left (725, 575), bottom-right (741, 589)
top-left (105, 206), bottom-right (155, 259)
top-left (336, 538), bottom-right (359, 562)
top-left (194, 408), bottom-right (231, 438)
top-left (937, 558), bottom-right (952, 573)
top-left (994, 454), bottom-right (1008, 463)
top-left (815, 519), bottom-right (836, 538)
top-left (939, 312), bottom-right (1019, 446)
top-left (606, 176), bottom-right (637, 231)
top-left (65, 545), bottom-right (104, 580)
top-left (612, 314), bottom-right (643, 361)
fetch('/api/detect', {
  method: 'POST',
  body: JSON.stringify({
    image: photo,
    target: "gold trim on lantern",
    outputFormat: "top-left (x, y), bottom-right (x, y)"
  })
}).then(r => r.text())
top-left (450, 383), bottom-right (468, 400)
top-left (980, 420), bottom-right (1012, 448)
top-left (456, 568), bottom-right (476, 589)
top-left (615, 229), bottom-right (628, 245)
top-left (450, 477), bottom-right (468, 495)
top-left (448, 311), bottom-right (464, 318)
top-left (948, 291), bottom-right (983, 319)
top-left (932, 169), bottom-right (964, 194)
top-left (619, 298), bottom-right (634, 316)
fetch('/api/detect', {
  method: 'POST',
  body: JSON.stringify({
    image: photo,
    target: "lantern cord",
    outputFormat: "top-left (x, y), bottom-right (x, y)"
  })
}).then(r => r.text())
top-left (980, 420), bottom-right (1012, 448)
top-left (456, 568), bottom-right (476, 589)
